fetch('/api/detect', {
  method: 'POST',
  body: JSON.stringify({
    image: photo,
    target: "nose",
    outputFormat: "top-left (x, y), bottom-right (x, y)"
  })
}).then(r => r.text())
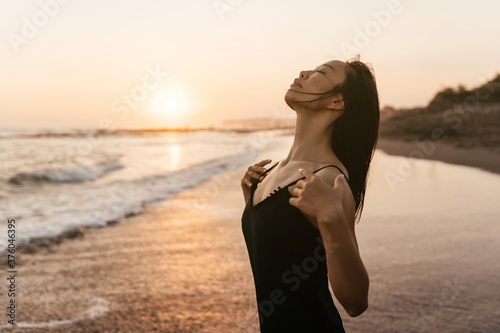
top-left (299, 71), bottom-right (307, 79)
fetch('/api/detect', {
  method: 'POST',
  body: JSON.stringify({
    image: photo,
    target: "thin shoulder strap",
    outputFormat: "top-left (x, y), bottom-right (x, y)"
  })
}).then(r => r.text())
top-left (314, 165), bottom-right (348, 179)
top-left (252, 161), bottom-right (279, 189)
top-left (249, 161), bottom-right (279, 203)
top-left (286, 164), bottom-right (349, 188)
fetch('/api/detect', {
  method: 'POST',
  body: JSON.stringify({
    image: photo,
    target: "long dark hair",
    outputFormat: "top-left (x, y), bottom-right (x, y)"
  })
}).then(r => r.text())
top-left (294, 57), bottom-right (380, 224)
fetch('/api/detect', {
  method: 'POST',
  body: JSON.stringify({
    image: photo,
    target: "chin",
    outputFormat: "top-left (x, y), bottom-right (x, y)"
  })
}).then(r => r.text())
top-left (284, 91), bottom-right (297, 111)
top-left (284, 88), bottom-right (300, 101)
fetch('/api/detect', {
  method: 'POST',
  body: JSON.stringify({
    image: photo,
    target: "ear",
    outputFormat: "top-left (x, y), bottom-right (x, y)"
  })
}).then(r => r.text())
top-left (326, 93), bottom-right (345, 111)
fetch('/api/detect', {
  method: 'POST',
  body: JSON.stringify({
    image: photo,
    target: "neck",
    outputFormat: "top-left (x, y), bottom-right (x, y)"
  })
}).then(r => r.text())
top-left (282, 110), bottom-right (337, 166)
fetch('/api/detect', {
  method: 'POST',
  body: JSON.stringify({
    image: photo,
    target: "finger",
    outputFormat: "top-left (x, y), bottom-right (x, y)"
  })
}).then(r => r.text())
top-left (248, 165), bottom-right (267, 174)
top-left (242, 176), bottom-right (252, 187)
top-left (295, 179), bottom-right (306, 189)
top-left (246, 171), bottom-right (261, 180)
top-left (292, 186), bottom-right (302, 197)
top-left (289, 197), bottom-right (299, 207)
top-left (298, 168), bottom-right (315, 181)
top-left (255, 159), bottom-right (272, 167)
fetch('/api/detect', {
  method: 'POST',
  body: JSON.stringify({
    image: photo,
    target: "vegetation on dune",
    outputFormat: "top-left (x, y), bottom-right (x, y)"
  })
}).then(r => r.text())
top-left (379, 73), bottom-right (500, 151)
top-left (427, 73), bottom-right (500, 112)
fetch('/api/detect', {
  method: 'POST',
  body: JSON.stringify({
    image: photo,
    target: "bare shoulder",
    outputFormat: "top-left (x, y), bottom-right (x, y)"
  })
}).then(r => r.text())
top-left (315, 166), bottom-right (356, 229)
top-left (314, 165), bottom-right (348, 184)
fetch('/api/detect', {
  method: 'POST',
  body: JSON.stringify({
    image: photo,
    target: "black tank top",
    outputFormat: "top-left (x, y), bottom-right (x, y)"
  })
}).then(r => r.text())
top-left (241, 161), bottom-right (349, 332)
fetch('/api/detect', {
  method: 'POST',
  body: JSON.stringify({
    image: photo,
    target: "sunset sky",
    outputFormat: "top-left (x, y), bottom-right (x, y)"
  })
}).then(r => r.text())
top-left (1, 0), bottom-right (499, 129)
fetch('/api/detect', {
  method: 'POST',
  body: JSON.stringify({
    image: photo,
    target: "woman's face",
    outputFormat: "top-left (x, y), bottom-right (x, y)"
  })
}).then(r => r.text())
top-left (285, 60), bottom-right (347, 111)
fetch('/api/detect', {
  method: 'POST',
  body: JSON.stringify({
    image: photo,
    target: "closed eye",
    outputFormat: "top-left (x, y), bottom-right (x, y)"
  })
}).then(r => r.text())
top-left (316, 70), bottom-right (325, 74)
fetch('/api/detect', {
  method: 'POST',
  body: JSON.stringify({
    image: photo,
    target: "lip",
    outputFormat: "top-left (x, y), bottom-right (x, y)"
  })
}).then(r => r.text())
top-left (291, 79), bottom-right (302, 88)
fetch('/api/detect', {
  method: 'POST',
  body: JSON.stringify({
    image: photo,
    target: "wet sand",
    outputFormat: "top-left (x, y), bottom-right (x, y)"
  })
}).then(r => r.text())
top-left (377, 137), bottom-right (500, 176)
top-left (2, 135), bottom-right (500, 332)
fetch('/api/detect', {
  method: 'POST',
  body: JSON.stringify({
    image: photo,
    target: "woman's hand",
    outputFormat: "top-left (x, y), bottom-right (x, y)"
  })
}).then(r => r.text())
top-left (288, 168), bottom-right (352, 227)
top-left (241, 159), bottom-right (272, 205)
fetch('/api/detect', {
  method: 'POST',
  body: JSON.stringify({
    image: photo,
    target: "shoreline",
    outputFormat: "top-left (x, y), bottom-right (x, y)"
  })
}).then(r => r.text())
top-left (9, 135), bottom-right (500, 258)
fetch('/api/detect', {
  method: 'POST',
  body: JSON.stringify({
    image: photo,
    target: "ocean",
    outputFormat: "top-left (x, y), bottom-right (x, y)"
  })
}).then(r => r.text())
top-left (0, 129), bottom-right (277, 252)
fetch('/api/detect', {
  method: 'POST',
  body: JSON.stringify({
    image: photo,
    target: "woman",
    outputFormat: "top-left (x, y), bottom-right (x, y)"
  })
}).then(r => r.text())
top-left (240, 57), bottom-right (380, 332)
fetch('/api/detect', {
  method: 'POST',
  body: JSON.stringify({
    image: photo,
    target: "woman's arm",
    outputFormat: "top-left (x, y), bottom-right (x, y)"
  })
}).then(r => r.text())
top-left (289, 169), bottom-right (369, 317)
top-left (317, 207), bottom-right (369, 317)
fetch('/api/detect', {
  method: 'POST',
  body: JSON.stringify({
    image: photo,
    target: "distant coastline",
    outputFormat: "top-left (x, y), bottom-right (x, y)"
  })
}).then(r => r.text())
top-left (0, 119), bottom-right (296, 139)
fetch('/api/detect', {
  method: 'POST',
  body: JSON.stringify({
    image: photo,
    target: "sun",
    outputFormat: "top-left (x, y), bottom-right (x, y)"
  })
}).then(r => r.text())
top-left (147, 82), bottom-right (194, 121)
top-left (165, 99), bottom-right (177, 111)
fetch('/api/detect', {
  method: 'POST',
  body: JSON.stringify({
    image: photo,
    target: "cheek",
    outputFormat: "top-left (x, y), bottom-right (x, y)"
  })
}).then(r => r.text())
top-left (311, 77), bottom-right (334, 92)
top-left (321, 83), bottom-right (333, 93)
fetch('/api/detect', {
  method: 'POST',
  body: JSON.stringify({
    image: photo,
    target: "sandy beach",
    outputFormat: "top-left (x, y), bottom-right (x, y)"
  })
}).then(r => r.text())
top-left (2, 134), bottom-right (500, 333)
